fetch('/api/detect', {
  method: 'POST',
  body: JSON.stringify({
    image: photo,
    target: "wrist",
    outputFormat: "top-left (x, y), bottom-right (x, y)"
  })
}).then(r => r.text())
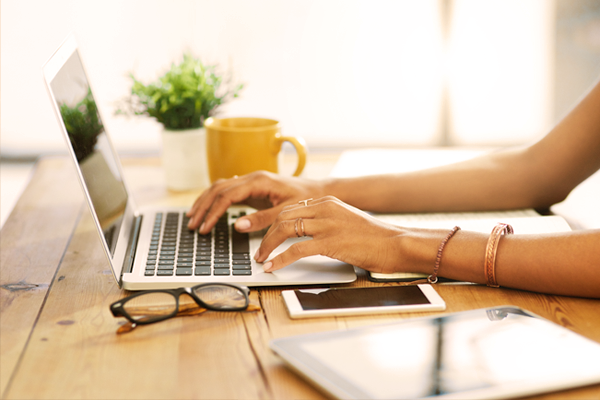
top-left (319, 177), bottom-right (355, 204)
top-left (319, 178), bottom-right (341, 199)
top-left (394, 228), bottom-right (451, 275)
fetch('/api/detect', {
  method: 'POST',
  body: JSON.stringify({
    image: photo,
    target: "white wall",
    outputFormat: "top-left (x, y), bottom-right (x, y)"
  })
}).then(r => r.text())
top-left (1, 0), bottom-right (554, 156)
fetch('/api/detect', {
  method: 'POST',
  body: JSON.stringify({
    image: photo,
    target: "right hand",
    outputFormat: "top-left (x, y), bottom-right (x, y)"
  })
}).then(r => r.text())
top-left (186, 171), bottom-right (327, 235)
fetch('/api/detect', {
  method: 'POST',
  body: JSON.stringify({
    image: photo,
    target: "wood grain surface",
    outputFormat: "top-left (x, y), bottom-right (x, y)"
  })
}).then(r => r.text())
top-left (1, 154), bottom-right (598, 400)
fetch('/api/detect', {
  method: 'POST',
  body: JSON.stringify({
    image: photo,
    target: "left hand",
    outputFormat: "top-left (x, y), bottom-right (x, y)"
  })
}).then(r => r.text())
top-left (255, 196), bottom-right (410, 274)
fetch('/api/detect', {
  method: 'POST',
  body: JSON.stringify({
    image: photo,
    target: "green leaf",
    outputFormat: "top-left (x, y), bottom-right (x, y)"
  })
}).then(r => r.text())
top-left (117, 53), bottom-right (244, 129)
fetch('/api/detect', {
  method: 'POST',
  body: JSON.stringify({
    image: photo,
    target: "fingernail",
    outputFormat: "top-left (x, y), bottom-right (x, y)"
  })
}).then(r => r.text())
top-left (199, 222), bottom-right (206, 233)
top-left (263, 261), bottom-right (273, 272)
top-left (235, 218), bottom-right (251, 231)
top-left (254, 248), bottom-right (261, 261)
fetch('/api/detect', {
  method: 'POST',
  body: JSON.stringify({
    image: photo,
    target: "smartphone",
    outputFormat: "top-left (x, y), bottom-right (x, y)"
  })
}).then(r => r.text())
top-left (282, 284), bottom-right (445, 319)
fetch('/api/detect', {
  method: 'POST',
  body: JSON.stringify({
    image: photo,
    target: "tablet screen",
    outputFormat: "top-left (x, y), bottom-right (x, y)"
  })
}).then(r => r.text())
top-left (271, 307), bottom-right (600, 399)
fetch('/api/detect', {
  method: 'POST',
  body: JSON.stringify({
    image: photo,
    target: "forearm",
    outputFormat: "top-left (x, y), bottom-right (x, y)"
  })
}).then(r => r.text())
top-left (321, 78), bottom-right (600, 214)
top-left (399, 228), bottom-right (600, 298)
top-left (321, 147), bottom-right (554, 213)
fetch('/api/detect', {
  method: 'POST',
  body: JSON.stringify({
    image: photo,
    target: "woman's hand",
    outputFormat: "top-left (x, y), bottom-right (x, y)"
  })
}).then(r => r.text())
top-left (255, 196), bottom-right (418, 274)
top-left (186, 171), bottom-right (327, 235)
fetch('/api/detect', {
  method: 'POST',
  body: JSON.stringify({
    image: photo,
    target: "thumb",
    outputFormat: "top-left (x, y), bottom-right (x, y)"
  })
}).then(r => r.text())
top-left (234, 207), bottom-right (282, 232)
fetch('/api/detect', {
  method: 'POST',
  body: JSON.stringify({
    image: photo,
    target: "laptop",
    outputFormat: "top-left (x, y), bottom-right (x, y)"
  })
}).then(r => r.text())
top-left (42, 34), bottom-right (357, 290)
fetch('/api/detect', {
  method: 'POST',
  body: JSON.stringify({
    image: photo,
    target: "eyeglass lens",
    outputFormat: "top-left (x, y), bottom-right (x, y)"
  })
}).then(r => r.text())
top-left (192, 285), bottom-right (247, 309)
top-left (122, 292), bottom-right (178, 322)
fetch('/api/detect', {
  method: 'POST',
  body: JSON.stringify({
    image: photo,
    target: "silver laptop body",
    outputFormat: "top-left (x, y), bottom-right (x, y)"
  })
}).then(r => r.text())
top-left (43, 34), bottom-right (356, 290)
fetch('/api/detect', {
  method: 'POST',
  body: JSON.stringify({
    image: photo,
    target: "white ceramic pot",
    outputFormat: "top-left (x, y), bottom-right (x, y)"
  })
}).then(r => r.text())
top-left (161, 127), bottom-right (209, 191)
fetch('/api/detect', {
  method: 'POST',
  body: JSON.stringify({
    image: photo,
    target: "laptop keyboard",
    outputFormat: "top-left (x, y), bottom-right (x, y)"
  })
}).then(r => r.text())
top-left (144, 212), bottom-right (252, 277)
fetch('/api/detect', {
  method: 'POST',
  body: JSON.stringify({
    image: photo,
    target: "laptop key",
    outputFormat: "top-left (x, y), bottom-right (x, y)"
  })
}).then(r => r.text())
top-left (195, 267), bottom-right (211, 276)
top-left (214, 263), bottom-right (230, 269)
top-left (157, 270), bottom-right (174, 276)
top-left (233, 270), bottom-right (252, 276)
top-left (145, 270), bottom-right (156, 276)
top-left (176, 268), bottom-right (193, 276)
top-left (177, 262), bottom-right (193, 268)
top-left (232, 265), bottom-right (251, 270)
top-left (232, 228), bottom-right (250, 253)
top-left (214, 269), bottom-right (230, 276)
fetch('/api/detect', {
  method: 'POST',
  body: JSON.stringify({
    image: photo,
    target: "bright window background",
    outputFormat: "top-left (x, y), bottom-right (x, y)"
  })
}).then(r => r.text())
top-left (0, 0), bottom-right (575, 156)
top-left (448, 0), bottom-right (554, 145)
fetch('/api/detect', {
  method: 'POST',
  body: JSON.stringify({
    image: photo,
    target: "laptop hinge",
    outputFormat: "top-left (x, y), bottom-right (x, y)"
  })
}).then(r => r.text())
top-left (122, 215), bottom-right (143, 276)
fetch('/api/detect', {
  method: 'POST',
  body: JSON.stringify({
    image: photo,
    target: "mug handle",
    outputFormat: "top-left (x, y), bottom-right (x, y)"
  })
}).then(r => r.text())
top-left (275, 136), bottom-right (307, 176)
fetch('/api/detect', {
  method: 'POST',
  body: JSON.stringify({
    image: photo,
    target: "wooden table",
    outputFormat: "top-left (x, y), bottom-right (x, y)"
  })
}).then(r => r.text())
top-left (2, 154), bottom-right (599, 400)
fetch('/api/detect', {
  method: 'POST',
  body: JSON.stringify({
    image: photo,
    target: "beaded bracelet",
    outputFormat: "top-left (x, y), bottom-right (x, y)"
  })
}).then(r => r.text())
top-left (484, 223), bottom-right (514, 287)
top-left (428, 226), bottom-right (461, 284)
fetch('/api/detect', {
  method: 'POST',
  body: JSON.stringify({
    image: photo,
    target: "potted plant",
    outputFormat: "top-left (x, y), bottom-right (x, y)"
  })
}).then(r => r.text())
top-left (119, 54), bottom-right (243, 191)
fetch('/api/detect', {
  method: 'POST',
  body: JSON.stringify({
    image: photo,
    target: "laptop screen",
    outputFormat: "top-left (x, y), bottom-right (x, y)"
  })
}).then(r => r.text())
top-left (49, 50), bottom-right (127, 255)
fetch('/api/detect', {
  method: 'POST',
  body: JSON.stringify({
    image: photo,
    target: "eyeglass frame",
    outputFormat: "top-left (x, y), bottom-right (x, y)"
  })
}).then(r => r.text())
top-left (110, 283), bottom-right (251, 326)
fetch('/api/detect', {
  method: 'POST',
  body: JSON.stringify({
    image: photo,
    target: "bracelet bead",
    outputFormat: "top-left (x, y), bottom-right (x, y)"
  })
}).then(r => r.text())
top-left (428, 226), bottom-right (461, 284)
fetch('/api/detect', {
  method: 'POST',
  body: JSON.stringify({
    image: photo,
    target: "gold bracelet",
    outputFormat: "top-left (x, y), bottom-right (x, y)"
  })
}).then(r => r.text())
top-left (485, 223), bottom-right (514, 287)
top-left (428, 226), bottom-right (461, 284)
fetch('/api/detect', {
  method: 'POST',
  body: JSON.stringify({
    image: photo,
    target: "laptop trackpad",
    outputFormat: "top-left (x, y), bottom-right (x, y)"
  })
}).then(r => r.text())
top-left (255, 237), bottom-right (357, 283)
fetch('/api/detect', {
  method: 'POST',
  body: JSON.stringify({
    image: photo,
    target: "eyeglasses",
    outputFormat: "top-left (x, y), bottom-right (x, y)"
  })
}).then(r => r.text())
top-left (110, 283), bottom-right (255, 333)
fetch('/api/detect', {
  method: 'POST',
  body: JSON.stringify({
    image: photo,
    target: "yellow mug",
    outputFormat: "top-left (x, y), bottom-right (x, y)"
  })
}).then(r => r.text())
top-left (205, 117), bottom-right (307, 182)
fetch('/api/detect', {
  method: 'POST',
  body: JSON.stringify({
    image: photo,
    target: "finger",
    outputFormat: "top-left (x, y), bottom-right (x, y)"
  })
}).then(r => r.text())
top-left (187, 178), bottom-right (232, 217)
top-left (197, 183), bottom-right (255, 234)
top-left (234, 206), bottom-right (283, 233)
top-left (197, 174), bottom-right (283, 234)
top-left (262, 239), bottom-right (323, 272)
top-left (186, 179), bottom-right (235, 229)
top-left (280, 195), bottom-right (331, 213)
top-left (256, 217), bottom-right (317, 263)
top-left (262, 203), bottom-right (318, 240)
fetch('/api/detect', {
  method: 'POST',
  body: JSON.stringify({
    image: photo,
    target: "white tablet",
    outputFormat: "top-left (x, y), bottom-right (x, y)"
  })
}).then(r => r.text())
top-left (270, 306), bottom-right (600, 399)
top-left (282, 284), bottom-right (445, 319)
